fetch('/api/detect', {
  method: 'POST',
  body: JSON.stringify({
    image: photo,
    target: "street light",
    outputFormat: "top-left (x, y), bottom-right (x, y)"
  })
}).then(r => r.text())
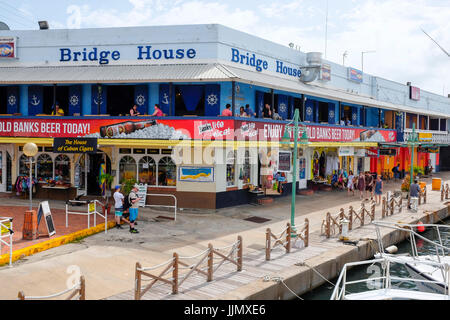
top-left (281, 109), bottom-right (309, 237)
top-left (23, 142), bottom-right (38, 211)
top-left (361, 50), bottom-right (376, 73)
top-left (406, 123), bottom-right (420, 186)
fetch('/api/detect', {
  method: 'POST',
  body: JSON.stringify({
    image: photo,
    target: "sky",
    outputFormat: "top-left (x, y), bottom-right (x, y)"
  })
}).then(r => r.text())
top-left (1, 0), bottom-right (449, 97)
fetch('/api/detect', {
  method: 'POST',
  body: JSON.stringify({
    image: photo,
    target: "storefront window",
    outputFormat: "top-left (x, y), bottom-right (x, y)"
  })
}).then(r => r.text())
top-left (242, 150), bottom-right (251, 184)
top-left (226, 151), bottom-right (236, 187)
top-left (37, 153), bottom-right (53, 182)
top-left (19, 154), bottom-right (35, 176)
top-left (119, 156), bottom-right (137, 183)
top-left (138, 156), bottom-right (156, 185)
top-left (55, 155), bottom-right (70, 183)
top-left (158, 157), bottom-right (176, 186)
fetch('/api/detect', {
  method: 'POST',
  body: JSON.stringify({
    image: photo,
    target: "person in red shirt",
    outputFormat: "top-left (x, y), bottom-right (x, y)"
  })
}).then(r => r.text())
top-left (151, 104), bottom-right (165, 117)
top-left (221, 104), bottom-right (232, 117)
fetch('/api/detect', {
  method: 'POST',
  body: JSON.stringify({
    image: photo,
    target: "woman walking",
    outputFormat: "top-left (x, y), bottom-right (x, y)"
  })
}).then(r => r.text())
top-left (374, 175), bottom-right (383, 205)
top-left (357, 172), bottom-right (365, 200)
top-left (347, 171), bottom-right (355, 196)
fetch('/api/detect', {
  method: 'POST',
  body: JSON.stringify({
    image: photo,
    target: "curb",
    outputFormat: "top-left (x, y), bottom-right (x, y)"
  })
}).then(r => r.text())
top-left (0, 221), bottom-right (116, 266)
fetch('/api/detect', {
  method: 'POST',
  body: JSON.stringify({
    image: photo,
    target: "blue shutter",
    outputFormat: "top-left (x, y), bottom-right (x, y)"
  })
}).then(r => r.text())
top-left (277, 94), bottom-right (288, 120)
top-left (91, 85), bottom-right (107, 114)
top-left (255, 91), bottom-right (264, 118)
top-left (328, 103), bottom-right (335, 124)
top-left (179, 86), bottom-right (204, 112)
top-left (134, 85), bottom-right (148, 115)
top-left (6, 86), bottom-right (19, 114)
top-left (28, 86), bottom-right (43, 116)
top-left (68, 85), bottom-right (82, 116)
top-left (351, 107), bottom-right (358, 125)
top-left (288, 96), bottom-right (294, 120)
top-left (305, 99), bottom-right (314, 122)
top-left (314, 101), bottom-right (319, 123)
top-left (159, 84), bottom-right (171, 115)
top-left (204, 84), bottom-right (220, 116)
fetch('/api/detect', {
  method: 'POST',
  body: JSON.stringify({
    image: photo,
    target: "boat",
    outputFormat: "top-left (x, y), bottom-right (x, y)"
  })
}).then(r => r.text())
top-left (330, 255), bottom-right (450, 300)
top-left (372, 220), bottom-right (450, 294)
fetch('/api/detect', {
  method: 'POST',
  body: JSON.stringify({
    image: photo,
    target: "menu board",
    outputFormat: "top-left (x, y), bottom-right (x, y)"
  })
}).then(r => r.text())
top-left (37, 201), bottom-right (56, 237)
top-left (137, 184), bottom-right (148, 207)
top-left (278, 151), bottom-right (292, 172)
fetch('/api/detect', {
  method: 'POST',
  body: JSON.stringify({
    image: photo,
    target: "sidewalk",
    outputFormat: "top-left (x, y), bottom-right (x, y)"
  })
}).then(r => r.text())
top-left (0, 172), bottom-right (448, 299)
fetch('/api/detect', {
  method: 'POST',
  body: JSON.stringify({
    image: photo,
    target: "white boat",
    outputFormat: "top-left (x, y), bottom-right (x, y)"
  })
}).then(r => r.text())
top-left (372, 221), bottom-right (450, 294)
top-left (330, 256), bottom-right (450, 300)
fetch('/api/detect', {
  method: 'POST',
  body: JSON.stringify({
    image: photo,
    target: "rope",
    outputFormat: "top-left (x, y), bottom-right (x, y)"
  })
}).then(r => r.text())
top-left (263, 276), bottom-right (304, 300)
top-left (22, 284), bottom-right (80, 300)
top-left (138, 258), bottom-right (175, 272)
top-left (214, 241), bottom-right (240, 251)
top-left (178, 249), bottom-right (210, 260)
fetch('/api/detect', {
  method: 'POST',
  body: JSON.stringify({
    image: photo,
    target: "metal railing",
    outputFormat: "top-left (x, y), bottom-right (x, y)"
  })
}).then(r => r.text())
top-left (0, 217), bottom-right (13, 266)
top-left (18, 276), bottom-right (85, 300)
top-left (134, 236), bottom-right (243, 299)
top-left (145, 194), bottom-right (177, 221)
top-left (65, 199), bottom-right (108, 233)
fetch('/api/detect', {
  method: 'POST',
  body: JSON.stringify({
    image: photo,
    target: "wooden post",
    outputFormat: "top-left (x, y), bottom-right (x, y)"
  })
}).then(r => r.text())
top-left (304, 218), bottom-right (309, 247)
top-left (348, 207), bottom-right (353, 230)
top-left (399, 197), bottom-right (402, 213)
top-left (446, 184), bottom-right (449, 199)
top-left (134, 262), bottom-right (142, 300)
top-left (441, 186), bottom-right (444, 201)
top-left (326, 212), bottom-right (331, 238)
top-left (18, 291), bottom-right (25, 300)
top-left (371, 202), bottom-right (375, 220)
top-left (265, 228), bottom-right (271, 261)
top-left (286, 223), bottom-right (291, 254)
top-left (361, 203), bottom-right (365, 226)
top-left (207, 243), bottom-right (213, 282)
top-left (79, 276), bottom-right (85, 300)
top-left (237, 236), bottom-right (243, 272)
top-left (424, 188), bottom-right (427, 204)
top-left (339, 208), bottom-right (344, 234)
top-left (382, 197), bottom-right (386, 218)
top-left (172, 253), bottom-right (178, 295)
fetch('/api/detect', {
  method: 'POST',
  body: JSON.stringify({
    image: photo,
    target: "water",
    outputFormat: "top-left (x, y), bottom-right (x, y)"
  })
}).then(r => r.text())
top-left (301, 218), bottom-right (450, 300)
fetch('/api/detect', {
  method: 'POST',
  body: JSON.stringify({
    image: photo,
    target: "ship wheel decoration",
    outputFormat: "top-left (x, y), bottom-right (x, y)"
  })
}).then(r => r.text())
top-left (306, 106), bottom-right (313, 116)
top-left (279, 103), bottom-right (287, 113)
top-left (136, 94), bottom-right (146, 106)
top-left (207, 93), bottom-right (218, 106)
top-left (328, 109), bottom-right (335, 119)
top-left (70, 95), bottom-right (79, 106)
top-left (352, 113), bottom-right (357, 121)
top-left (8, 95), bottom-right (16, 106)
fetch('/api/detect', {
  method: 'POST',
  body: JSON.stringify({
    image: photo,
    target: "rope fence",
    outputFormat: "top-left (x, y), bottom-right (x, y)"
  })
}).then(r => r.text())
top-left (18, 276), bottom-right (85, 300)
top-left (265, 219), bottom-right (309, 261)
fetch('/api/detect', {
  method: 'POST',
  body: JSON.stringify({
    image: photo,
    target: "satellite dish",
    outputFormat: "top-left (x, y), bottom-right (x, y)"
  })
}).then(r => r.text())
top-left (0, 21), bottom-right (10, 30)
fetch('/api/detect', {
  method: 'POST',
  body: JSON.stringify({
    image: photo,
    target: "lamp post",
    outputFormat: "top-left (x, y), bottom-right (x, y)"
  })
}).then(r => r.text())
top-left (281, 109), bottom-right (309, 237)
top-left (407, 123), bottom-right (419, 186)
top-left (23, 142), bottom-right (38, 211)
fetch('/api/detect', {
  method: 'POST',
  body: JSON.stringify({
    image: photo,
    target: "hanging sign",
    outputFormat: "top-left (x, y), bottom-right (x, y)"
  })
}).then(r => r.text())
top-left (418, 132), bottom-right (432, 142)
top-left (53, 138), bottom-right (97, 153)
top-left (278, 151), bottom-right (292, 172)
top-left (366, 148), bottom-right (379, 157)
top-left (379, 148), bottom-right (397, 156)
top-left (418, 147), bottom-right (439, 153)
top-left (338, 147), bottom-right (354, 157)
top-left (0, 37), bottom-right (17, 58)
top-left (37, 201), bottom-right (56, 237)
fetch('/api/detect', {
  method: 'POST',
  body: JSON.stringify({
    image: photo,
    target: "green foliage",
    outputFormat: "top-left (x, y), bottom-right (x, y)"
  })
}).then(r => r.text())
top-left (413, 166), bottom-right (424, 176)
top-left (122, 178), bottom-right (137, 195)
top-left (99, 173), bottom-right (114, 189)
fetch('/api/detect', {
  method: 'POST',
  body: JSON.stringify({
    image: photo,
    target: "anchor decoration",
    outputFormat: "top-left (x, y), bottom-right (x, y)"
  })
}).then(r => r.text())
top-left (206, 93), bottom-right (218, 106)
top-left (30, 95), bottom-right (40, 106)
top-left (69, 95), bottom-right (79, 106)
top-left (94, 97), bottom-right (104, 105)
top-left (162, 93), bottom-right (169, 105)
top-left (7, 95), bottom-right (16, 106)
top-left (136, 94), bottom-right (146, 106)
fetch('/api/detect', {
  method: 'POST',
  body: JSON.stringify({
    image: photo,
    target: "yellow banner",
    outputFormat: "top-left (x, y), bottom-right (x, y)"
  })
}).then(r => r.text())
top-left (418, 133), bottom-right (432, 141)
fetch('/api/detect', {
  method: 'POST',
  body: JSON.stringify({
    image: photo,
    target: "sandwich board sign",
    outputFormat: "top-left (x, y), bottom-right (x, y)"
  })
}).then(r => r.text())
top-left (37, 201), bottom-right (56, 237)
top-left (137, 184), bottom-right (147, 207)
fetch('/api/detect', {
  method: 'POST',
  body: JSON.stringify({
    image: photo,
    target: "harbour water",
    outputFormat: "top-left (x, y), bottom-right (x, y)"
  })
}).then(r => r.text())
top-left (301, 218), bottom-right (450, 300)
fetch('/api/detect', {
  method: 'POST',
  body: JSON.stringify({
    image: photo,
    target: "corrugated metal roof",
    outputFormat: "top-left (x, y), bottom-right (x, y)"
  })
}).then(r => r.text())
top-left (0, 63), bottom-right (235, 84)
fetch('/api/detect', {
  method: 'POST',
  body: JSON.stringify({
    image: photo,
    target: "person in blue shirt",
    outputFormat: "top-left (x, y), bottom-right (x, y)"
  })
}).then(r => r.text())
top-left (245, 104), bottom-right (256, 118)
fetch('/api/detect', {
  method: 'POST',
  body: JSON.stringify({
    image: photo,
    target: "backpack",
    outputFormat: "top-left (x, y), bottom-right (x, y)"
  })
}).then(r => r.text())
top-left (123, 193), bottom-right (131, 211)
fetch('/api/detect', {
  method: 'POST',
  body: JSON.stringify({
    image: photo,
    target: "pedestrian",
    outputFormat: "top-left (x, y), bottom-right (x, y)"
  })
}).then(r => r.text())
top-left (151, 104), bottom-right (165, 117)
top-left (51, 102), bottom-right (64, 116)
top-left (221, 104), bottom-right (232, 117)
top-left (113, 185), bottom-right (126, 229)
top-left (347, 171), bottom-right (355, 196)
top-left (409, 179), bottom-right (421, 211)
top-left (130, 104), bottom-right (141, 116)
top-left (392, 163), bottom-right (400, 181)
top-left (365, 172), bottom-right (374, 199)
top-left (245, 104), bottom-right (256, 118)
top-left (357, 172), bottom-right (365, 200)
top-left (128, 184), bottom-right (142, 234)
top-left (374, 175), bottom-right (383, 205)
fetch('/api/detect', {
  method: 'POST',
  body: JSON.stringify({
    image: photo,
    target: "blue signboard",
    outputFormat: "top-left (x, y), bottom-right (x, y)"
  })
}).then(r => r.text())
top-left (134, 85), bottom-right (148, 115)
top-left (204, 84), bottom-right (220, 116)
top-left (6, 86), bottom-right (19, 114)
top-left (348, 67), bottom-right (363, 83)
top-left (28, 86), bottom-right (43, 116)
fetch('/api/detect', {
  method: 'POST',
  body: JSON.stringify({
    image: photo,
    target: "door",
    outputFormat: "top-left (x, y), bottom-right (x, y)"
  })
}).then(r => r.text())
top-left (0, 148), bottom-right (12, 193)
top-left (87, 153), bottom-right (111, 196)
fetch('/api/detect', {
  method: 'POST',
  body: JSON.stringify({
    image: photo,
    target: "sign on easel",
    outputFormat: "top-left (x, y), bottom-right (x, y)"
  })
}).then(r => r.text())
top-left (137, 184), bottom-right (148, 207)
top-left (37, 201), bottom-right (56, 237)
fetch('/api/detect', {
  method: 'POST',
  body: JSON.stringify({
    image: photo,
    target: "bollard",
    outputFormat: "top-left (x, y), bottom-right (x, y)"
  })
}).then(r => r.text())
top-left (172, 253), bottom-right (179, 294)
top-left (134, 262), bottom-right (142, 300)
top-left (265, 228), bottom-right (271, 261)
top-left (285, 223), bottom-right (291, 254)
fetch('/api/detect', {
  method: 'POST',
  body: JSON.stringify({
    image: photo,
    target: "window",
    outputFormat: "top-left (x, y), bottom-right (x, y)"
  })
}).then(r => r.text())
top-left (138, 156), bottom-right (156, 185)
top-left (19, 154), bottom-right (35, 176)
top-left (119, 156), bottom-right (137, 183)
top-left (158, 157), bottom-right (176, 186)
top-left (36, 153), bottom-right (53, 182)
top-left (241, 150), bottom-right (251, 184)
top-left (55, 155), bottom-right (70, 182)
top-left (226, 151), bottom-right (236, 187)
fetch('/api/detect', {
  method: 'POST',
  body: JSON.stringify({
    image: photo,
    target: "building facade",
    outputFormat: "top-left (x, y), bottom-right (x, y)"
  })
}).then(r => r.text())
top-left (0, 24), bottom-right (449, 208)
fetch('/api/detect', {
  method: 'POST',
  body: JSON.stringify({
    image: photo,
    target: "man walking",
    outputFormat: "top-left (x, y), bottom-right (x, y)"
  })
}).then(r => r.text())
top-left (409, 179), bottom-right (421, 212)
top-left (128, 184), bottom-right (142, 234)
top-left (113, 185), bottom-right (124, 229)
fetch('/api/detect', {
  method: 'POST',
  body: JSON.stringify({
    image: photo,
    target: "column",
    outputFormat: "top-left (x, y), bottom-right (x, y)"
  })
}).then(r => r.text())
top-left (19, 85), bottom-right (28, 116)
top-left (81, 84), bottom-right (91, 116)
top-left (148, 83), bottom-right (159, 115)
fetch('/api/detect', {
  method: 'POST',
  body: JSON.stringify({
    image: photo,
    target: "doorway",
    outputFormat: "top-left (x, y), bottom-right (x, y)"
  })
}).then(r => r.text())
top-left (107, 85), bottom-right (135, 116)
top-left (0, 148), bottom-right (12, 192)
top-left (76, 153), bottom-right (111, 196)
top-left (0, 87), bottom-right (7, 114)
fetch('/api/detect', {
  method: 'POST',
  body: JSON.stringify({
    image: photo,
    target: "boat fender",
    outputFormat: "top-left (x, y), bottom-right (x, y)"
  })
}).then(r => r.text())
top-left (384, 245), bottom-right (398, 254)
top-left (417, 222), bottom-right (426, 233)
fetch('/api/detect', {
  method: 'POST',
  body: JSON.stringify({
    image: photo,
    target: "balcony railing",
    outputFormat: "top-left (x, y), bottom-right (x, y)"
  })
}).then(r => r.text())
top-left (403, 128), bottom-right (450, 144)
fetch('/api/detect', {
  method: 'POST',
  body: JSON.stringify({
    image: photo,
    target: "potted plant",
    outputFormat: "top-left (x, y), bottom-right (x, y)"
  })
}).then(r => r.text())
top-left (122, 178), bottom-right (137, 195)
top-left (100, 173), bottom-right (114, 197)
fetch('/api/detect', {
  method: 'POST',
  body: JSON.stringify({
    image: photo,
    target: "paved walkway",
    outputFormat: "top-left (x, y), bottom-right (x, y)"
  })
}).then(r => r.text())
top-left (0, 172), bottom-right (448, 299)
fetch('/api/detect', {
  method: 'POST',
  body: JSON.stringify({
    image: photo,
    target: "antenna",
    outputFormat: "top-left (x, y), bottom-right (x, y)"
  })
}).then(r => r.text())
top-left (324, 0), bottom-right (329, 59)
top-left (421, 28), bottom-right (449, 57)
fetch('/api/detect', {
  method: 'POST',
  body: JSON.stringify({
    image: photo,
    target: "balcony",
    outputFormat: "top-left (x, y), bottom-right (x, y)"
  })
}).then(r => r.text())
top-left (403, 128), bottom-right (450, 145)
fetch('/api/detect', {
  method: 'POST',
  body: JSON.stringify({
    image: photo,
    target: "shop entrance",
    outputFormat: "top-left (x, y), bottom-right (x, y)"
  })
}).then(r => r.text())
top-left (75, 152), bottom-right (111, 196)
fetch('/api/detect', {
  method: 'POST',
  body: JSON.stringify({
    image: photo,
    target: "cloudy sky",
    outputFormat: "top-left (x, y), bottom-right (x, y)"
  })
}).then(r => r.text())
top-left (1, 0), bottom-right (449, 96)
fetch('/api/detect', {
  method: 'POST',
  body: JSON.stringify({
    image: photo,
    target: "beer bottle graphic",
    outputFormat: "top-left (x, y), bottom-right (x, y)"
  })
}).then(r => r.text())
top-left (359, 129), bottom-right (376, 141)
top-left (100, 120), bottom-right (156, 138)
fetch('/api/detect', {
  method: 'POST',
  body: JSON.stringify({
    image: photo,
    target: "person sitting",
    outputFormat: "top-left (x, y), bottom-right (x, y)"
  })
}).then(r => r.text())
top-left (221, 104), bottom-right (232, 117)
top-left (337, 173), bottom-right (345, 190)
top-left (331, 171), bottom-right (338, 188)
top-left (51, 102), bottom-right (64, 116)
top-left (130, 104), bottom-right (141, 116)
top-left (263, 104), bottom-right (272, 119)
top-left (245, 104), bottom-right (256, 118)
top-left (150, 104), bottom-right (165, 117)
top-left (345, 117), bottom-right (351, 126)
top-left (340, 118), bottom-right (345, 125)
top-left (239, 106), bottom-right (247, 117)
